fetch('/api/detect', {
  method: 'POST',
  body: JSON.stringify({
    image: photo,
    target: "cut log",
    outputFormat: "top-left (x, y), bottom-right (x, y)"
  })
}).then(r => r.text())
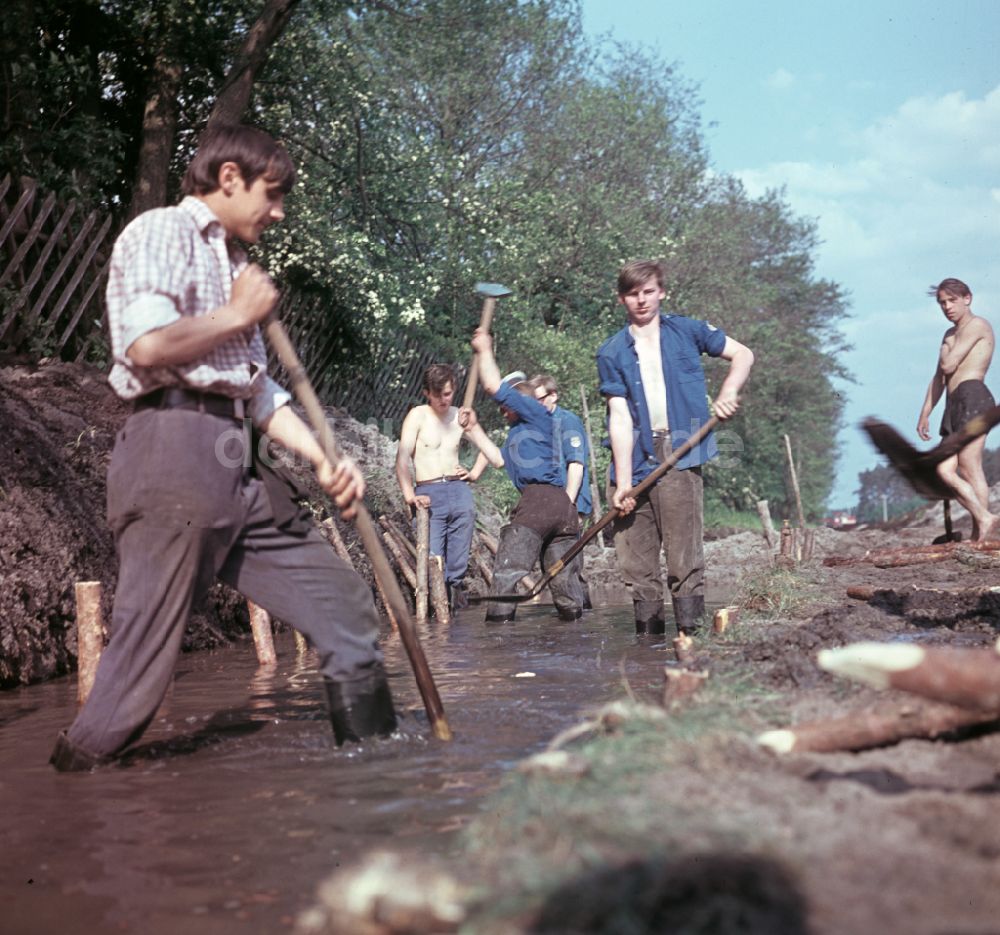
top-left (415, 506), bottom-right (429, 624)
top-left (825, 539), bottom-right (1000, 569)
top-left (75, 580), bottom-right (104, 707)
top-left (841, 583), bottom-right (1000, 624)
top-left (429, 555), bottom-right (451, 625)
top-left (818, 641), bottom-right (1000, 711)
top-left (712, 606), bottom-right (739, 634)
top-left (662, 667), bottom-right (708, 707)
top-left (247, 600), bottom-right (277, 666)
top-left (756, 698), bottom-right (1000, 754)
top-left (673, 631), bottom-right (694, 663)
top-left (381, 527), bottom-right (416, 589)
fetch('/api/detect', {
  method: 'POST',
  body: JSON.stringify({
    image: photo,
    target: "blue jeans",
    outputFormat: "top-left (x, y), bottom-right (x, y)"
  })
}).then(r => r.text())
top-left (414, 479), bottom-right (475, 586)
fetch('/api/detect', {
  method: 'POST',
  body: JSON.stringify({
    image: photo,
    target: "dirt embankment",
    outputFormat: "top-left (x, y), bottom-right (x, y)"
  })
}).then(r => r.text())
top-left (0, 359), bottom-right (501, 688)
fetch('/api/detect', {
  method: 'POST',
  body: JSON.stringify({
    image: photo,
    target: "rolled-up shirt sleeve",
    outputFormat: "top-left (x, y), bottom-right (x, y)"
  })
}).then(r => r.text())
top-left (597, 351), bottom-right (627, 399)
top-left (107, 212), bottom-right (191, 362)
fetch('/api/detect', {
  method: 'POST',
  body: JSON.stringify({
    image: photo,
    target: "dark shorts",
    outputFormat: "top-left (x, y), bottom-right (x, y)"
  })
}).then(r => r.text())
top-left (941, 379), bottom-right (996, 437)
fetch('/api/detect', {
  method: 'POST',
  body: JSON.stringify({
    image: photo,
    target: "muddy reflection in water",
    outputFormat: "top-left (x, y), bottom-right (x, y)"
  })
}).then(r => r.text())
top-left (1, 604), bottom-right (673, 934)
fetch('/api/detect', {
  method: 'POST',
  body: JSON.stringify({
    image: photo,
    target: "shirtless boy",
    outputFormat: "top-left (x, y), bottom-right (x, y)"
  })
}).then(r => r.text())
top-left (917, 277), bottom-right (998, 540)
top-left (396, 364), bottom-right (503, 607)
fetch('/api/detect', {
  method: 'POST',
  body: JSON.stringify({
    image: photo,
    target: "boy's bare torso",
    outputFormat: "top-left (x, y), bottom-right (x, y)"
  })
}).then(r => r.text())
top-left (411, 404), bottom-right (464, 480)
top-left (942, 314), bottom-right (994, 393)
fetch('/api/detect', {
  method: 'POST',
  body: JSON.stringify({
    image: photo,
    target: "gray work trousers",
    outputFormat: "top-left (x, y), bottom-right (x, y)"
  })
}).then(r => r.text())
top-left (65, 407), bottom-right (384, 758)
top-left (609, 435), bottom-right (704, 604)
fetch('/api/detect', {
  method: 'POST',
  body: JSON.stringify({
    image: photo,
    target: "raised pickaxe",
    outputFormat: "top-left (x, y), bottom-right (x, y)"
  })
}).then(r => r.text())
top-left (462, 282), bottom-right (512, 409)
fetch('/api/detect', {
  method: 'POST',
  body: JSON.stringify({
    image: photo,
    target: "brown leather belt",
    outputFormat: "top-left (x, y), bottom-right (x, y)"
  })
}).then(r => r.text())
top-left (134, 387), bottom-right (246, 420)
top-left (415, 474), bottom-right (467, 485)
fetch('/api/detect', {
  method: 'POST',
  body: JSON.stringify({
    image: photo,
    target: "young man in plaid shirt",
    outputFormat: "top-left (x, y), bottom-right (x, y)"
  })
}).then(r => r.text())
top-left (50, 125), bottom-right (396, 771)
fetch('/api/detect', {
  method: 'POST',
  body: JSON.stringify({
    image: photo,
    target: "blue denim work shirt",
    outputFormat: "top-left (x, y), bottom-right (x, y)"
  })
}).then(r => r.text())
top-left (495, 381), bottom-right (563, 490)
top-left (553, 405), bottom-right (591, 514)
top-left (596, 313), bottom-right (727, 485)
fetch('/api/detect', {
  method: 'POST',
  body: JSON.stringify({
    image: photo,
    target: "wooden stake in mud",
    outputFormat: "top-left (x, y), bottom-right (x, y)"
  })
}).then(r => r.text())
top-left (429, 555), bottom-right (451, 624)
top-left (415, 506), bottom-right (430, 624)
top-left (578, 383), bottom-right (605, 547)
top-left (265, 317), bottom-right (452, 742)
top-left (756, 499), bottom-right (778, 551)
top-left (783, 434), bottom-right (807, 530)
top-left (247, 601), bottom-right (277, 666)
top-left (75, 580), bottom-right (104, 707)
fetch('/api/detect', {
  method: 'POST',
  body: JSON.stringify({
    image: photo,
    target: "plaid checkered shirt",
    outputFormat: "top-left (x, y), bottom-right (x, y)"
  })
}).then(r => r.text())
top-left (106, 196), bottom-right (290, 426)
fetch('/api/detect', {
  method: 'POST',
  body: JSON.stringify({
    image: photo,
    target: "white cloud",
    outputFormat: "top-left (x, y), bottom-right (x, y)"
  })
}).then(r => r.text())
top-left (764, 68), bottom-right (795, 90)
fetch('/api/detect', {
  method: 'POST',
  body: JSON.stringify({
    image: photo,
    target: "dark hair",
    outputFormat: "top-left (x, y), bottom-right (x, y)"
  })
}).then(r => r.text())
top-left (422, 363), bottom-right (457, 395)
top-left (617, 259), bottom-right (666, 295)
top-left (928, 277), bottom-right (971, 299)
top-left (182, 125), bottom-right (296, 196)
top-left (530, 373), bottom-right (558, 396)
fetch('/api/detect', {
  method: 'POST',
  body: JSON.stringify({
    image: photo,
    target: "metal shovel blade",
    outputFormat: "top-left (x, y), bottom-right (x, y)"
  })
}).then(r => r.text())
top-left (475, 282), bottom-right (512, 298)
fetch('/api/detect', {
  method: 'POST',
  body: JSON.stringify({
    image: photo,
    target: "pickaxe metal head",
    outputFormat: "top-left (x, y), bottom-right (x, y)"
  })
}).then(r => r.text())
top-left (476, 282), bottom-right (512, 298)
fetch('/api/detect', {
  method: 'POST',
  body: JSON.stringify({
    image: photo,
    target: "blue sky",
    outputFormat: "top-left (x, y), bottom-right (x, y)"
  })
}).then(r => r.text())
top-left (580, 0), bottom-right (1000, 507)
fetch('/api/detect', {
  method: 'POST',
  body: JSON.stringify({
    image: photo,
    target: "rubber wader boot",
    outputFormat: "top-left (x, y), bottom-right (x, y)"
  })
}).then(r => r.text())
top-left (324, 668), bottom-right (398, 746)
top-left (49, 730), bottom-right (107, 772)
top-left (544, 537), bottom-right (585, 621)
top-left (672, 594), bottom-right (704, 636)
top-left (447, 582), bottom-right (469, 611)
top-left (486, 524), bottom-right (544, 622)
top-left (634, 599), bottom-right (666, 635)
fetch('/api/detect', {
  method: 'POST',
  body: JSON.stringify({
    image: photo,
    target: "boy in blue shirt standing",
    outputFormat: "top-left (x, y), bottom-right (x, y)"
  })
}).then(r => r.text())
top-left (469, 332), bottom-right (584, 622)
top-left (597, 259), bottom-right (754, 637)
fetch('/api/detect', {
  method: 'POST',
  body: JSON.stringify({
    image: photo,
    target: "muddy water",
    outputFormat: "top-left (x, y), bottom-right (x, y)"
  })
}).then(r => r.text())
top-left (0, 604), bottom-right (675, 934)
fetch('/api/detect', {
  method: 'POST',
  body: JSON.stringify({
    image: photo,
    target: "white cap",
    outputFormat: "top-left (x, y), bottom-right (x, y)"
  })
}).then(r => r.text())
top-left (500, 370), bottom-right (527, 388)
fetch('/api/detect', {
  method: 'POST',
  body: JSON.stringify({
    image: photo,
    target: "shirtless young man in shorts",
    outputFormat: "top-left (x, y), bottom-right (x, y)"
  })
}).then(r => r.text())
top-left (917, 277), bottom-right (999, 541)
top-left (395, 364), bottom-right (503, 607)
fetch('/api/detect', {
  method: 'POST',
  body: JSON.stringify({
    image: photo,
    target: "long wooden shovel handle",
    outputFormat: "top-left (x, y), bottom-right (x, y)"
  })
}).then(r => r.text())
top-left (462, 296), bottom-right (498, 410)
top-left (265, 317), bottom-right (452, 741)
top-left (474, 415), bottom-right (720, 603)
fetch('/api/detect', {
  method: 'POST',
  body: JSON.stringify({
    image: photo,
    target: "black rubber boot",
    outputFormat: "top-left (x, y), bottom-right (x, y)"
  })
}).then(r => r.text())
top-left (49, 730), bottom-right (107, 772)
top-left (448, 583), bottom-right (469, 611)
top-left (544, 536), bottom-right (585, 621)
top-left (634, 599), bottom-right (666, 635)
top-left (486, 524), bottom-right (543, 622)
top-left (324, 667), bottom-right (398, 746)
top-left (672, 594), bottom-right (704, 636)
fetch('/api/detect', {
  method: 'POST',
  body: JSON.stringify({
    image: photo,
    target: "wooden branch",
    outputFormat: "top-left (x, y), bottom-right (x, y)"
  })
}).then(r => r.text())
top-left (662, 668), bottom-right (708, 707)
top-left (818, 641), bottom-right (1000, 711)
top-left (247, 600), bottom-right (277, 666)
top-left (756, 499), bottom-right (777, 550)
top-left (783, 434), bottom-right (806, 530)
top-left (756, 699), bottom-right (1000, 754)
top-left (824, 539), bottom-right (1000, 568)
top-left (75, 581), bottom-right (104, 707)
top-left (415, 506), bottom-right (429, 624)
top-left (380, 528), bottom-right (416, 590)
top-left (429, 555), bottom-right (451, 625)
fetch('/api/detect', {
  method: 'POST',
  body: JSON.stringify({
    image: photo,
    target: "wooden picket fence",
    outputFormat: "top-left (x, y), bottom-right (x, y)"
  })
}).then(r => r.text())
top-left (0, 174), bottom-right (445, 431)
top-left (0, 175), bottom-right (113, 361)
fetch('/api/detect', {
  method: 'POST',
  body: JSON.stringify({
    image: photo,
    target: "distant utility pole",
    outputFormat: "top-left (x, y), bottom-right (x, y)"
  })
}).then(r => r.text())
top-left (881, 493), bottom-right (888, 522)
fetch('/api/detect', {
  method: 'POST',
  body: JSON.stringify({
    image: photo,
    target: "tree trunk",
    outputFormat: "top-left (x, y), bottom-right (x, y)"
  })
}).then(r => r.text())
top-left (207, 0), bottom-right (303, 130)
top-left (128, 54), bottom-right (182, 218)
